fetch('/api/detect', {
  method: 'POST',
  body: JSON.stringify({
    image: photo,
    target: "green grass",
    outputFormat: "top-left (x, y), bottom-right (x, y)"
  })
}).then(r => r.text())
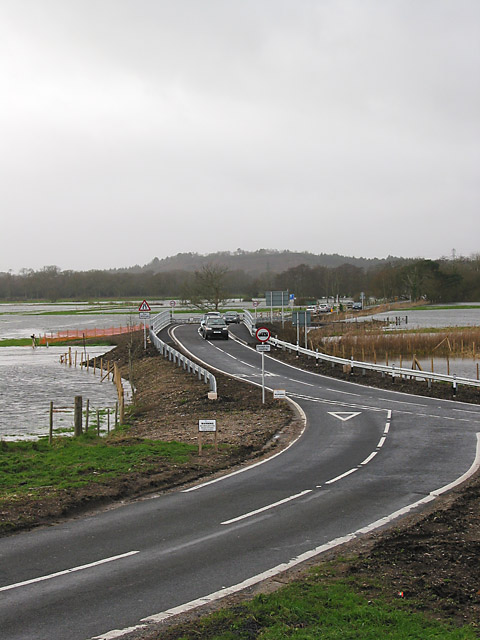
top-left (0, 435), bottom-right (197, 496)
top-left (0, 338), bottom-right (34, 346)
top-left (400, 305), bottom-right (480, 311)
top-left (0, 338), bottom-right (115, 347)
top-left (166, 572), bottom-right (477, 640)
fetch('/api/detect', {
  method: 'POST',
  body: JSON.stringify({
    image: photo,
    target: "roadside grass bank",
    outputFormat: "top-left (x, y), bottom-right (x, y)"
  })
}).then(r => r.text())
top-left (0, 332), bottom-right (296, 535)
top-left (151, 566), bottom-right (478, 640)
top-left (0, 435), bottom-right (197, 495)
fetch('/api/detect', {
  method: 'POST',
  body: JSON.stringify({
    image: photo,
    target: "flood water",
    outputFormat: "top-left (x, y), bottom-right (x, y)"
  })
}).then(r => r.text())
top-left (1, 303), bottom-right (479, 440)
top-left (365, 305), bottom-right (480, 329)
top-left (0, 346), bottom-right (132, 440)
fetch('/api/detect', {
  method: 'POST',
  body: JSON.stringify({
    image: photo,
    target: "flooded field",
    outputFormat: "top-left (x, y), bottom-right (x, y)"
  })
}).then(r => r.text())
top-left (368, 305), bottom-right (480, 329)
top-left (0, 303), bottom-right (140, 340)
top-left (0, 346), bottom-right (131, 440)
top-left (1, 303), bottom-right (479, 440)
top-left (368, 355), bottom-right (479, 380)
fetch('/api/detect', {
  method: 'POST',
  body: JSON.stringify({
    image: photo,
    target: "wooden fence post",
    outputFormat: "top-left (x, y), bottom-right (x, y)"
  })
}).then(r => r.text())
top-left (113, 363), bottom-right (125, 424)
top-left (74, 396), bottom-right (83, 436)
top-left (49, 401), bottom-right (54, 444)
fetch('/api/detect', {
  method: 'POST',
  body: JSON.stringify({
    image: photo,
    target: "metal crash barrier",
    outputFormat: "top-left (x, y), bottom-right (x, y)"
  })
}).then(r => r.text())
top-left (149, 311), bottom-right (217, 398)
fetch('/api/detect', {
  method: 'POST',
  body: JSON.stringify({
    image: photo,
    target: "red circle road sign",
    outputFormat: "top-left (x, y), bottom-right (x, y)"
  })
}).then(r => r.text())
top-left (256, 327), bottom-right (271, 342)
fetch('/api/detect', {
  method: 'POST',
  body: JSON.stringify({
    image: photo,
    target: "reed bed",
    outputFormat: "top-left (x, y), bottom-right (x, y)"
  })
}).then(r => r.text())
top-left (309, 324), bottom-right (480, 362)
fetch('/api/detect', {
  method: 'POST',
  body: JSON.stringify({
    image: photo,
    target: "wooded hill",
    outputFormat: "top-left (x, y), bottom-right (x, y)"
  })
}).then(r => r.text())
top-left (117, 249), bottom-right (395, 275)
top-left (1, 251), bottom-right (479, 303)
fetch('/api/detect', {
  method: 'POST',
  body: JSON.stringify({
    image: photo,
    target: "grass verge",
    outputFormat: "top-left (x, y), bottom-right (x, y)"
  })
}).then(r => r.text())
top-left (0, 433), bottom-right (198, 497)
top-left (155, 565), bottom-right (477, 639)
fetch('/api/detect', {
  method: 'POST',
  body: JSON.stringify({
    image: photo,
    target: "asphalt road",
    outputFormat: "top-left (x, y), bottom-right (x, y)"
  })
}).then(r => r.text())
top-left (1, 324), bottom-right (479, 640)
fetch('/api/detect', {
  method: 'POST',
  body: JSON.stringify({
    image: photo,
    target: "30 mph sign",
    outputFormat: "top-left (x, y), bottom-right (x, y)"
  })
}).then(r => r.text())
top-left (256, 327), bottom-right (270, 343)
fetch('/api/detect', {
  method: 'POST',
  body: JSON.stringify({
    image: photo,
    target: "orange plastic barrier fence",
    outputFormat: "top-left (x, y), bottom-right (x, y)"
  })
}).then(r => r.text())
top-left (39, 325), bottom-right (144, 345)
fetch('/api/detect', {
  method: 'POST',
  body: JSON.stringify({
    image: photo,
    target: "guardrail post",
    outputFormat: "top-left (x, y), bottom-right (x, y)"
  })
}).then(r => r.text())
top-left (453, 374), bottom-right (457, 397)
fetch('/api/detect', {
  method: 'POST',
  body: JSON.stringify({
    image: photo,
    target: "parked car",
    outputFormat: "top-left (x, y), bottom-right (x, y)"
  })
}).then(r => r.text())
top-left (200, 317), bottom-right (229, 340)
top-left (223, 311), bottom-right (240, 324)
top-left (318, 303), bottom-right (332, 313)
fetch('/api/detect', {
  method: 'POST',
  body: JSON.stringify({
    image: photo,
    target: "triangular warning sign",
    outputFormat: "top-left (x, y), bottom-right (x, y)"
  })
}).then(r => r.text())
top-left (138, 300), bottom-right (151, 312)
top-left (328, 412), bottom-right (361, 422)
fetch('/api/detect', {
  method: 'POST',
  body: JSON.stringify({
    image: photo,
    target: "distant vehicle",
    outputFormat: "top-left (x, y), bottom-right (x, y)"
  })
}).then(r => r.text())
top-left (223, 311), bottom-right (240, 324)
top-left (200, 317), bottom-right (229, 340)
top-left (200, 311), bottom-right (222, 327)
top-left (306, 306), bottom-right (317, 314)
top-left (352, 302), bottom-right (363, 310)
top-left (318, 303), bottom-right (331, 313)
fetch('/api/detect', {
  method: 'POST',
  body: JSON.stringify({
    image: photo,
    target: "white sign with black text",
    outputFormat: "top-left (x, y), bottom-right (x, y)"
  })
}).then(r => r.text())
top-left (198, 419), bottom-right (217, 432)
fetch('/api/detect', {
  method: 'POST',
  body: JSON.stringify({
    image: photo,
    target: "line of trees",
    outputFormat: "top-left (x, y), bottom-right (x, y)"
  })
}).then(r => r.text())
top-left (0, 256), bottom-right (479, 303)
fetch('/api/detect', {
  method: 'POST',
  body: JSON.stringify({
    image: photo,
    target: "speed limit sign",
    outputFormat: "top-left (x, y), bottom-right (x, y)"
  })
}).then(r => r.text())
top-left (256, 327), bottom-right (271, 342)
top-left (169, 300), bottom-right (176, 307)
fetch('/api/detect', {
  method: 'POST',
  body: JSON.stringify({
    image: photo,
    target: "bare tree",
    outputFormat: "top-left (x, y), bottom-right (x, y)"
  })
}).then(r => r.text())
top-left (182, 263), bottom-right (230, 310)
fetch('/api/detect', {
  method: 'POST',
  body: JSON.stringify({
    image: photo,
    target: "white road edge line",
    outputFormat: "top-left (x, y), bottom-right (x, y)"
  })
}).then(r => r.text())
top-left (360, 451), bottom-right (378, 465)
top-left (0, 551), bottom-right (139, 593)
top-left (325, 468), bottom-right (358, 484)
top-left (90, 436), bottom-right (480, 640)
top-left (221, 490), bottom-right (312, 525)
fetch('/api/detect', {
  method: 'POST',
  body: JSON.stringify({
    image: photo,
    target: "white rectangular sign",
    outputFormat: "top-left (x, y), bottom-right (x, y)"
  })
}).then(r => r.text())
top-left (256, 344), bottom-right (271, 352)
top-left (273, 389), bottom-right (286, 399)
top-left (199, 419), bottom-right (217, 432)
top-left (139, 312), bottom-right (150, 320)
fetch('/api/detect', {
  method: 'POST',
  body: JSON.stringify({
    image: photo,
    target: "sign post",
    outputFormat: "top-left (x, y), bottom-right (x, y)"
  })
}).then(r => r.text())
top-left (198, 419), bottom-right (217, 454)
top-left (265, 291), bottom-right (289, 324)
top-left (138, 300), bottom-right (151, 350)
top-left (256, 327), bottom-right (271, 404)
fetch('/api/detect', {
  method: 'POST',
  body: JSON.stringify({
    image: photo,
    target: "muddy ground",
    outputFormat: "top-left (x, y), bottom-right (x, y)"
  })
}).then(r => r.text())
top-left (2, 329), bottom-right (480, 635)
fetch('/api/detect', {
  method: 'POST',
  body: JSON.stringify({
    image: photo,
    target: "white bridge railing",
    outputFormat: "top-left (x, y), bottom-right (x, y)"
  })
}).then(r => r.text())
top-left (149, 310), bottom-right (217, 397)
top-left (243, 309), bottom-right (256, 336)
top-left (268, 336), bottom-right (480, 390)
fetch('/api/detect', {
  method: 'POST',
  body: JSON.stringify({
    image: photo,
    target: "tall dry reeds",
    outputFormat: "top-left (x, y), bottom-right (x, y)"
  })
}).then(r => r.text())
top-left (309, 325), bottom-right (480, 361)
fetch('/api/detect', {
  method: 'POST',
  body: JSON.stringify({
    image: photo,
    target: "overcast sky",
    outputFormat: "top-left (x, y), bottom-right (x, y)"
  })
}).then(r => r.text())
top-left (1, 1), bottom-right (479, 272)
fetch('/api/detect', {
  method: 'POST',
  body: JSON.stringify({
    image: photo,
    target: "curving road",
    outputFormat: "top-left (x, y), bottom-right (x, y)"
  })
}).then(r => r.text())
top-left (1, 324), bottom-right (479, 640)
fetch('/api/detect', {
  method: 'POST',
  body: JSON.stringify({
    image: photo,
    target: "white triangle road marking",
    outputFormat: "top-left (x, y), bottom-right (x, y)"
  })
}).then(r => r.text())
top-left (328, 411), bottom-right (361, 422)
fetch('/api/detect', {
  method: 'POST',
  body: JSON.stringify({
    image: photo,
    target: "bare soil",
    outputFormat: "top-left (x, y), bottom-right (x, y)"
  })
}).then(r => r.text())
top-left (2, 328), bottom-right (480, 635)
